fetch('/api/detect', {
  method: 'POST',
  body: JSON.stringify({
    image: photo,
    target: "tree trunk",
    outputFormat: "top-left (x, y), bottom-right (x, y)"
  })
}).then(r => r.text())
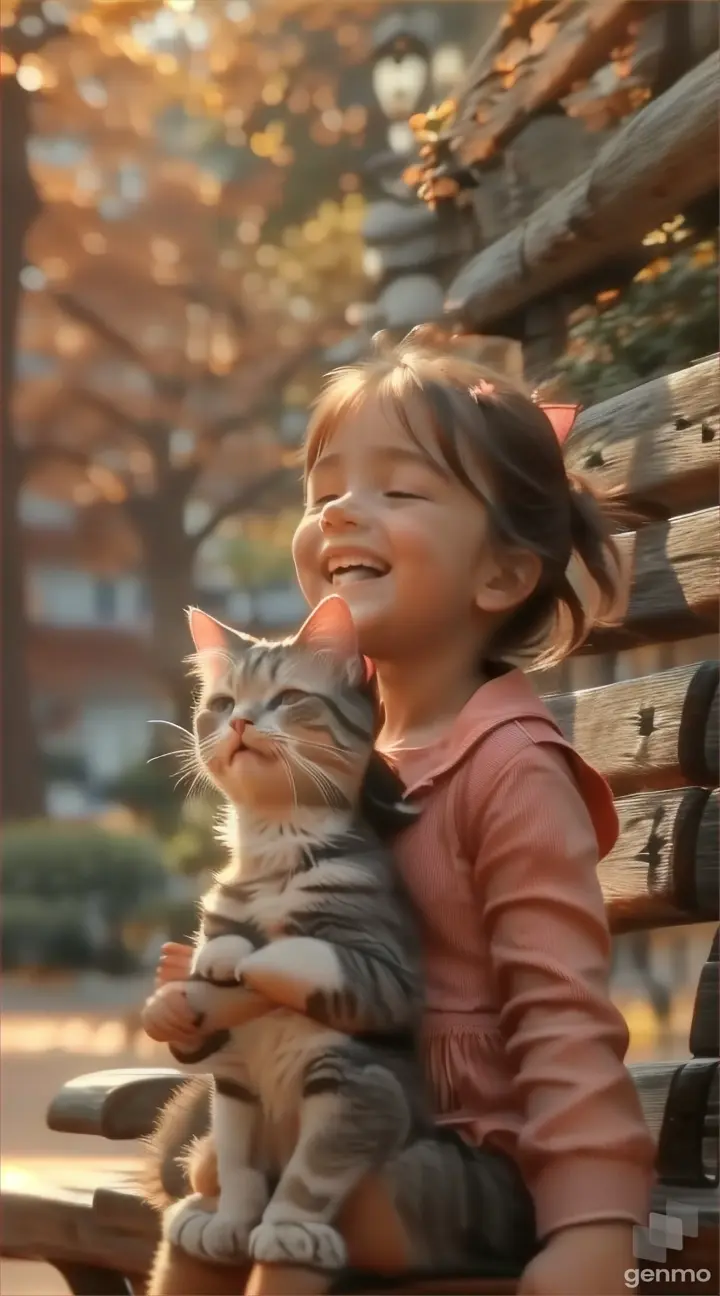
top-left (1, 74), bottom-right (45, 821)
top-left (139, 499), bottom-right (199, 732)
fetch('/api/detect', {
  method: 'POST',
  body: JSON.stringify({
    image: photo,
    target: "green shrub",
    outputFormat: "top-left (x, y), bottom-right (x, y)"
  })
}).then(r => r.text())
top-left (104, 760), bottom-right (186, 836)
top-left (2, 821), bottom-right (168, 913)
top-left (1, 823), bottom-right (170, 971)
top-left (1, 896), bottom-right (94, 971)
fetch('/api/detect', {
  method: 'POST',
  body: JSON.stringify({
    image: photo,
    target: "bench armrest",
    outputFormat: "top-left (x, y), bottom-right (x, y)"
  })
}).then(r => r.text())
top-left (46, 1067), bottom-right (185, 1140)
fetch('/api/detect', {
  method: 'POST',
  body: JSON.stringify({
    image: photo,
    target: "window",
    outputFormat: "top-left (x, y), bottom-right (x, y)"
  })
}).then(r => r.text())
top-left (93, 578), bottom-right (117, 624)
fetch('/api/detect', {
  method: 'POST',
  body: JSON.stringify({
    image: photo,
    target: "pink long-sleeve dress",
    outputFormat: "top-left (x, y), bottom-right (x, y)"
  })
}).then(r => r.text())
top-left (387, 667), bottom-right (656, 1240)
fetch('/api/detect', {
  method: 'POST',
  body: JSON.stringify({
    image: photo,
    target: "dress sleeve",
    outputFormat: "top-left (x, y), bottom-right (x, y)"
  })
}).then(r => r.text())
top-left (466, 738), bottom-right (656, 1239)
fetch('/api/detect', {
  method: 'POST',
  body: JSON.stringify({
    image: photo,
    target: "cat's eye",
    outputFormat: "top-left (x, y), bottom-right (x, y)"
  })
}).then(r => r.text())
top-left (206, 694), bottom-right (234, 712)
top-left (271, 688), bottom-right (309, 708)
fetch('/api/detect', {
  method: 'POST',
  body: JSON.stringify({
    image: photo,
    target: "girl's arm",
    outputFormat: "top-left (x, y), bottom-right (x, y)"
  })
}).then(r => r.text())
top-left (464, 740), bottom-right (656, 1244)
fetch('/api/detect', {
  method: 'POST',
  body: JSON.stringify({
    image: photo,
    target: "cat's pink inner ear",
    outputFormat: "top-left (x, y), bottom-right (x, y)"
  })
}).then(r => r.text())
top-left (294, 595), bottom-right (358, 662)
top-left (363, 655), bottom-right (376, 683)
top-left (187, 607), bottom-right (229, 656)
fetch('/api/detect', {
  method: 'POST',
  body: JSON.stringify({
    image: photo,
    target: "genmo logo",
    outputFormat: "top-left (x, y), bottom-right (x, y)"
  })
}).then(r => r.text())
top-left (625, 1201), bottom-right (712, 1289)
top-left (624, 1265), bottom-right (712, 1289)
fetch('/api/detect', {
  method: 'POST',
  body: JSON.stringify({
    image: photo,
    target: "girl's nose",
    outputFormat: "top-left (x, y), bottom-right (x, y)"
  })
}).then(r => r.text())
top-left (320, 494), bottom-right (359, 532)
top-left (229, 716), bottom-right (246, 738)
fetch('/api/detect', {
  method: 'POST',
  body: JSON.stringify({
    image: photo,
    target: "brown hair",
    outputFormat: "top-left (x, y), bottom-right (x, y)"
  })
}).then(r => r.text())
top-left (303, 326), bottom-right (626, 668)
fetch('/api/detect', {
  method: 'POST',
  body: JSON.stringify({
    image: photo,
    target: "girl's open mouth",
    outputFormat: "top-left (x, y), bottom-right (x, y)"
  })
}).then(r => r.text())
top-left (324, 554), bottom-right (390, 587)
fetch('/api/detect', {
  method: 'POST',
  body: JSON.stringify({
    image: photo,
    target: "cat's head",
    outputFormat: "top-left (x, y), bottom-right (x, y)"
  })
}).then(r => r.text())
top-left (187, 595), bottom-right (379, 820)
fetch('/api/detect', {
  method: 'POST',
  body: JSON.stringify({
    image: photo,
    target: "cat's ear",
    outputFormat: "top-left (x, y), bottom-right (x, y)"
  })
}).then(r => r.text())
top-left (293, 595), bottom-right (358, 666)
top-left (187, 607), bottom-right (230, 656)
top-left (186, 607), bottom-right (252, 686)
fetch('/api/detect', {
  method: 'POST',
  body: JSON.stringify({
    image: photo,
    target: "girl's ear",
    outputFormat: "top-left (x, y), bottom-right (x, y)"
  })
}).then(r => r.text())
top-left (293, 594), bottom-right (359, 665)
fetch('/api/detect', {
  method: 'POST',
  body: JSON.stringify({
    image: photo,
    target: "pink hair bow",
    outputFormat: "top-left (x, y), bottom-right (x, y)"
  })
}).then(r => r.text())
top-left (469, 381), bottom-right (581, 445)
top-left (534, 400), bottom-right (582, 445)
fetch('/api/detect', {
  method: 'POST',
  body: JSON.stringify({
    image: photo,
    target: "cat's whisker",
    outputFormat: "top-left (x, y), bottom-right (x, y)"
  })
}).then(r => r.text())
top-left (269, 733), bottom-right (353, 763)
top-left (291, 751), bottom-right (344, 808)
top-left (275, 748), bottom-right (300, 808)
top-left (147, 719), bottom-right (194, 739)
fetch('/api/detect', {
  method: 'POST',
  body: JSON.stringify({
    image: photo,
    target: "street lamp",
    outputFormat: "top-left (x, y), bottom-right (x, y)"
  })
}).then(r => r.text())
top-left (371, 41), bottom-right (428, 123)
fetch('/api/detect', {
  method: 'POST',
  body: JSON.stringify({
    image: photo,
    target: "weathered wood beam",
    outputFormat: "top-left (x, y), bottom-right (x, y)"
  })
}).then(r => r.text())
top-left (545, 660), bottom-right (718, 795)
top-left (690, 929), bottom-right (719, 1057)
top-left (47, 1067), bottom-right (184, 1140)
top-left (587, 507), bottom-right (719, 651)
top-left (567, 357), bottom-right (720, 513)
top-left (446, 52), bottom-right (719, 329)
top-left (602, 788), bottom-right (718, 933)
top-left (0, 1178), bottom-right (154, 1276)
top-left (453, 0), bottom-right (644, 165)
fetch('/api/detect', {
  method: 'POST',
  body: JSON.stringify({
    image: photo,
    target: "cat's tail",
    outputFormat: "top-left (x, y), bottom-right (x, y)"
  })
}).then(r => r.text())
top-left (140, 1075), bottom-right (214, 1210)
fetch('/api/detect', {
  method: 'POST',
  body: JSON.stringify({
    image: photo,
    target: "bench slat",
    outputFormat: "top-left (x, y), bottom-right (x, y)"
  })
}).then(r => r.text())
top-left (0, 1180), bottom-right (154, 1276)
top-left (691, 929), bottom-right (720, 1060)
top-left (544, 661), bottom-right (718, 795)
top-left (46, 1067), bottom-right (185, 1141)
top-left (602, 788), bottom-right (718, 933)
top-left (566, 357), bottom-right (720, 514)
top-left (587, 508), bottom-right (718, 652)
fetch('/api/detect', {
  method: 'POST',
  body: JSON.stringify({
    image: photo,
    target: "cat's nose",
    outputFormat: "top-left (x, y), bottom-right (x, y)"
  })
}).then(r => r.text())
top-left (229, 716), bottom-right (246, 738)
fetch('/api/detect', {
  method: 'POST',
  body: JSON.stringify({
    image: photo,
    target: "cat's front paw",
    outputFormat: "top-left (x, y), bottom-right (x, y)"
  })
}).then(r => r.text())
top-left (250, 1220), bottom-right (347, 1270)
top-left (194, 935), bottom-right (253, 984)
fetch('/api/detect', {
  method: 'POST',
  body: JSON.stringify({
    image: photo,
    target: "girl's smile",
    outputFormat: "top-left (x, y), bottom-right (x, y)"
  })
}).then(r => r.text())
top-left (292, 395), bottom-right (493, 662)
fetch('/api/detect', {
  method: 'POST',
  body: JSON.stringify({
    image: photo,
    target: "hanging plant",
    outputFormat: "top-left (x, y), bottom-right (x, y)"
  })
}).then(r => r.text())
top-left (402, 98), bottom-right (463, 210)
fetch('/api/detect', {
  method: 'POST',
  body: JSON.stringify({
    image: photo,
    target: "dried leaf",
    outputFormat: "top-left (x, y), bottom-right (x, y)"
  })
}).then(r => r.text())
top-left (528, 19), bottom-right (558, 56)
top-left (402, 164), bottom-right (424, 187)
top-left (431, 177), bottom-right (460, 199)
top-left (633, 257), bottom-right (671, 283)
top-left (493, 38), bottom-right (530, 75)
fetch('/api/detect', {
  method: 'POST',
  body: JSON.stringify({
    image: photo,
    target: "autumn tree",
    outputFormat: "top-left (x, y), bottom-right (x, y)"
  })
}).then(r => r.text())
top-left (3, 0), bottom-right (387, 811)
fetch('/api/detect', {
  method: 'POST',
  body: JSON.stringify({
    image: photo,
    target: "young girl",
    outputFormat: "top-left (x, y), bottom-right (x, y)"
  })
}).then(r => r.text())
top-left (144, 327), bottom-right (655, 1296)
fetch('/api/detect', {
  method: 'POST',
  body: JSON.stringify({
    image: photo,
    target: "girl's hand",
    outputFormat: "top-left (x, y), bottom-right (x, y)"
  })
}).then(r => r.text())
top-left (518, 1221), bottom-right (635, 1295)
top-left (155, 940), bottom-right (194, 988)
top-left (141, 982), bottom-right (202, 1046)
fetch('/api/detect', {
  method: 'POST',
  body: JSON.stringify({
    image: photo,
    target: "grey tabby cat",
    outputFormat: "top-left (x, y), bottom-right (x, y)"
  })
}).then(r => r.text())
top-left (145, 594), bottom-right (535, 1277)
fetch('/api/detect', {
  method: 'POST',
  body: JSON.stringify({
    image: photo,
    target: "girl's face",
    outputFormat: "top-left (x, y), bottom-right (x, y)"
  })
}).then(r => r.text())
top-left (292, 396), bottom-right (497, 661)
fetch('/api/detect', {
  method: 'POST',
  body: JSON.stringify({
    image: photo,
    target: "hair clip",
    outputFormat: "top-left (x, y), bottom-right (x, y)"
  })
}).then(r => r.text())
top-left (531, 393), bottom-right (582, 446)
top-left (468, 379), bottom-right (496, 401)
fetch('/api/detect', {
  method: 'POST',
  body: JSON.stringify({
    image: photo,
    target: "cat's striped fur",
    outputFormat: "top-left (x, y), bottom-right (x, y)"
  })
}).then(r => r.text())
top-left (144, 596), bottom-right (535, 1275)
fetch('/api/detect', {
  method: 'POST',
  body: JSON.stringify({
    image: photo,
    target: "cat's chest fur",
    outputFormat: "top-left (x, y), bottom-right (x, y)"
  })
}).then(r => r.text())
top-left (204, 844), bottom-right (380, 939)
top-left (194, 844), bottom-right (376, 1136)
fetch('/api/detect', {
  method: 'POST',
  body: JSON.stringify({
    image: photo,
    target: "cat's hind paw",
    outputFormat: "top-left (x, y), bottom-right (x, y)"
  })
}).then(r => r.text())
top-left (163, 1193), bottom-right (217, 1257)
top-left (249, 1220), bottom-right (347, 1270)
top-left (195, 1211), bottom-right (255, 1263)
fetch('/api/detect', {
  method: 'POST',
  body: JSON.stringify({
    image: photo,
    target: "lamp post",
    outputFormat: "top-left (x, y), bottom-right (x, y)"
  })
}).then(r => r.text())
top-left (359, 6), bottom-right (471, 342)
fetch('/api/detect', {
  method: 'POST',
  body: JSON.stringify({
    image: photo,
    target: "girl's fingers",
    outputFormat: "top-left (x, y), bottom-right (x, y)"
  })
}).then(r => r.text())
top-left (160, 942), bottom-right (193, 963)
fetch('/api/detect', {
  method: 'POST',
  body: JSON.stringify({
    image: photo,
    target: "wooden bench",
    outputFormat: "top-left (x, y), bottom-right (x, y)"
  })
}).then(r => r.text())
top-left (2, 357), bottom-right (718, 1295)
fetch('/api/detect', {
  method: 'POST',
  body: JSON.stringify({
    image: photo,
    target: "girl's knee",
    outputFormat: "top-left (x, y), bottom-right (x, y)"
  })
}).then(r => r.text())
top-left (338, 1172), bottom-right (412, 1271)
